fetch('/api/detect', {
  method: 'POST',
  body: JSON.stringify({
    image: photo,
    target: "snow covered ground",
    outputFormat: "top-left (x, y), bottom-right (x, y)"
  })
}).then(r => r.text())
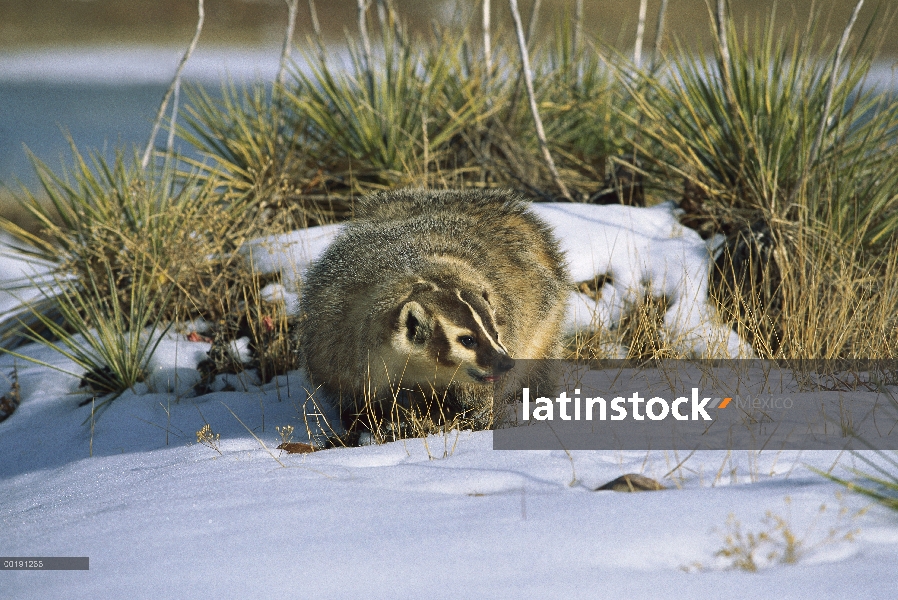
top-left (2, 202), bottom-right (897, 598)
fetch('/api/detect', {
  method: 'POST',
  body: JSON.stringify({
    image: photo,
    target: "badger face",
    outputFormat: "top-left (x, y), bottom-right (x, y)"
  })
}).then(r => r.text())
top-left (392, 287), bottom-right (515, 387)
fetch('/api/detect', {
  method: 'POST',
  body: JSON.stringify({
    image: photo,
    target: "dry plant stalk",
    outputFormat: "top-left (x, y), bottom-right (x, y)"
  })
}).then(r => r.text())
top-left (526, 0), bottom-right (542, 48)
top-left (633, 0), bottom-right (648, 67)
top-left (357, 0), bottom-right (373, 75)
top-left (508, 0), bottom-right (572, 200)
top-left (142, 0), bottom-right (205, 169)
top-left (307, 0), bottom-right (325, 63)
top-left (811, 0), bottom-right (865, 164)
top-left (277, 0), bottom-right (301, 88)
top-left (482, 0), bottom-right (492, 77)
top-left (650, 0), bottom-right (670, 71)
top-left (713, 0), bottom-right (738, 118)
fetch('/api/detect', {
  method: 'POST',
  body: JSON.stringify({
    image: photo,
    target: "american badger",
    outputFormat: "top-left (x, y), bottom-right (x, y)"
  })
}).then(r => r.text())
top-left (298, 189), bottom-right (569, 439)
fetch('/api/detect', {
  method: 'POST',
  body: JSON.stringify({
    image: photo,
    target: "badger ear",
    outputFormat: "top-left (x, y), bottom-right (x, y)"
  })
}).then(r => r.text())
top-left (398, 301), bottom-right (432, 344)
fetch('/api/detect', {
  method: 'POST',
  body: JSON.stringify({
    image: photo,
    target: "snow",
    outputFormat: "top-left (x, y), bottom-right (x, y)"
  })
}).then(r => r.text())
top-left (2, 202), bottom-right (897, 598)
top-left (243, 202), bottom-right (753, 358)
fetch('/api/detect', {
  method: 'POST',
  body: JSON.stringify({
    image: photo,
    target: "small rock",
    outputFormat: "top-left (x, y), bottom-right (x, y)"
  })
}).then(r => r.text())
top-left (595, 473), bottom-right (665, 492)
top-left (277, 442), bottom-right (316, 454)
top-left (0, 382), bottom-right (21, 423)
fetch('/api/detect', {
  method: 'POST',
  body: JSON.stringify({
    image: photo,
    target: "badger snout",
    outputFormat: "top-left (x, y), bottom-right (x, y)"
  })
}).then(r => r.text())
top-left (468, 352), bottom-right (515, 383)
top-left (495, 354), bottom-right (515, 374)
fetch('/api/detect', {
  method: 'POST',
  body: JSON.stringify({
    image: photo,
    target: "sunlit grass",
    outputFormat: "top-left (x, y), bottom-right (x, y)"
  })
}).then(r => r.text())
top-left (624, 7), bottom-right (898, 250)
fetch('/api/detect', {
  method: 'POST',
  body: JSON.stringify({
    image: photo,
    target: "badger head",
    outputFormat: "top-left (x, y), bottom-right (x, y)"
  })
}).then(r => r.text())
top-left (391, 285), bottom-right (515, 387)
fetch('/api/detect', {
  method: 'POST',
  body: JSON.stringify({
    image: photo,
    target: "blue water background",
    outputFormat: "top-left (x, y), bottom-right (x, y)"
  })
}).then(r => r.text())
top-left (1, 49), bottom-right (895, 194)
top-left (0, 82), bottom-right (176, 190)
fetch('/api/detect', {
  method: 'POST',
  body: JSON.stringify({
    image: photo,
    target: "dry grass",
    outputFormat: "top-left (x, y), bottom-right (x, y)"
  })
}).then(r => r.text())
top-left (2, 2), bottom-right (897, 424)
top-left (710, 223), bottom-right (898, 360)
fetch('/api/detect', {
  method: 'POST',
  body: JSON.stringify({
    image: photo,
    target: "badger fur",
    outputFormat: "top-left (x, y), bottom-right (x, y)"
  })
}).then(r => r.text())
top-left (297, 189), bottom-right (570, 441)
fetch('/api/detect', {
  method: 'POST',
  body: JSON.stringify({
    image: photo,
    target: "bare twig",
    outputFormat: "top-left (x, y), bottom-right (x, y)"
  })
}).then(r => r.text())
top-left (715, 0), bottom-right (732, 86)
top-left (526, 0), bottom-right (542, 49)
top-left (307, 0), bottom-right (326, 61)
top-left (142, 0), bottom-right (204, 169)
top-left (507, 0), bottom-right (543, 119)
top-left (165, 79), bottom-right (180, 156)
top-left (483, 0), bottom-right (492, 76)
top-left (634, 0), bottom-right (649, 67)
top-left (573, 0), bottom-right (584, 57)
top-left (375, 0), bottom-right (388, 27)
top-left (357, 0), bottom-right (373, 73)
top-left (812, 0), bottom-right (864, 163)
top-left (650, 0), bottom-right (670, 72)
top-left (508, 0), bottom-right (572, 200)
top-left (712, 0), bottom-right (738, 119)
top-left (277, 0), bottom-right (300, 88)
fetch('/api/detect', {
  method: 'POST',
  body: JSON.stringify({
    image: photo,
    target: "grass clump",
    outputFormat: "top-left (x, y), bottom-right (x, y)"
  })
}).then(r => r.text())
top-left (620, 5), bottom-right (898, 360)
top-left (3, 254), bottom-right (171, 407)
top-left (683, 495), bottom-right (865, 573)
top-left (626, 7), bottom-right (898, 247)
top-left (180, 15), bottom-right (633, 215)
top-left (819, 387), bottom-right (898, 513)
top-left (823, 454), bottom-right (898, 513)
top-left (1, 147), bottom-right (256, 332)
top-left (0, 146), bottom-right (274, 407)
top-left (286, 23), bottom-right (488, 191)
top-left (179, 81), bottom-right (339, 229)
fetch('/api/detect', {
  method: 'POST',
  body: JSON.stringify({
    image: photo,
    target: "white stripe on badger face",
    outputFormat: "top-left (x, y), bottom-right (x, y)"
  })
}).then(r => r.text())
top-left (455, 290), bottom-right (508, 355)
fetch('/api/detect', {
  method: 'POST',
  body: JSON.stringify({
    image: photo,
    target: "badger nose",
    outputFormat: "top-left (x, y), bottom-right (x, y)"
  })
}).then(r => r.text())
top-left (496, 355), bottom-right (515, 374)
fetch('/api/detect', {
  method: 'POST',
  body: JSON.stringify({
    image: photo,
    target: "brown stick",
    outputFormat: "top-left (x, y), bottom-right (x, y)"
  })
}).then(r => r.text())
top-left (509, 0), bottom-right (572, 200)
top-left (142, 0), bottom-right (204, 169)
top-left (277, 0), bottom-right (300, 88)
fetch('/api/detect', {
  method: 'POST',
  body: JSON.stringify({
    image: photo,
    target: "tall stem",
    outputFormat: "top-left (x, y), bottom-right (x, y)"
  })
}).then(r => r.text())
top-left (633, 0), bottom-right (648, 67)
top-left (509, 0), bottom-right (572, 200)
top-left (277, 0), bottom-right (300, 89)
top-left (142, 0), bottom-right (204, 169)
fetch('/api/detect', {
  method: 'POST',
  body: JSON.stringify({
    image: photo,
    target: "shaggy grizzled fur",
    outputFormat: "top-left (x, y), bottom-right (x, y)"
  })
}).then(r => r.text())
top-left (297, 189), bottom-right (570, 441)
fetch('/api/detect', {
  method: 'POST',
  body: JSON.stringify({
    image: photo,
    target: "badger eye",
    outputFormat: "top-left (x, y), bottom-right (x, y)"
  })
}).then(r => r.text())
top-left (458, 335), bottom-right (478, 349)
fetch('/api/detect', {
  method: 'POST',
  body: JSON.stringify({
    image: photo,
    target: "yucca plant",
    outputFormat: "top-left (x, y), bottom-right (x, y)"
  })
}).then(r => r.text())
top-left (284, 19), bottom-right (489, 192)
top-left (178, 81), bottom-right (338, 228)
top-left (2, 252), bottom-right (173, 412)
top-left (826, 458), bottom-right (898, 513)
top-left (0, 145), bottom-right (255, 340)
top-left (522, 18), bottom-right (632, 191)
top-left (625, 7), bottom-right (898, 248)
top-left (818, 385), bottom-right (898, 513)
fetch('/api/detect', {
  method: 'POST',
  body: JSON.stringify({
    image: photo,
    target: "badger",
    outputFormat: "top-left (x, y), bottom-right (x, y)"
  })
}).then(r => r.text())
top-left (297, 189), bottom-right (570, 443)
